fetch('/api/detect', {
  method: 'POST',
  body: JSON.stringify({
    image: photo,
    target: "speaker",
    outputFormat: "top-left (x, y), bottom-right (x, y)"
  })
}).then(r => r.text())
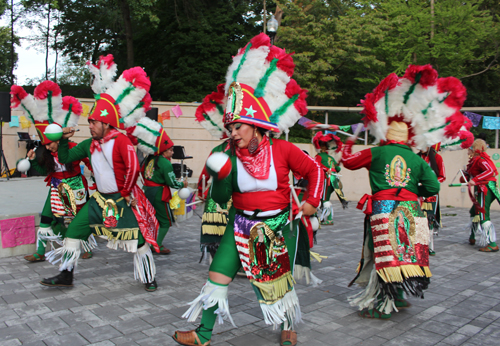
top-left (0, 92), bottom-right (11, 122)
top-left (146, 107), bottom-right (158, 121)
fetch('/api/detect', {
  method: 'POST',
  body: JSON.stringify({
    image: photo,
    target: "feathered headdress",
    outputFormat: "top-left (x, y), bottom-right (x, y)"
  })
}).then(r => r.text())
top-left (222, 33), bottom-right (308, 135)
top-left (87, 54), bottom-right (151, 129)
top-left (360, 64), bottom-right (473, 150)
top-left (132, 117), bottom-right (174, 156)
top-left (312, 132), bottom-right (343, 152)
top-left (195, 83), bottom-right (227, 139)
top-left (10, 81), bottom-right (83, 144)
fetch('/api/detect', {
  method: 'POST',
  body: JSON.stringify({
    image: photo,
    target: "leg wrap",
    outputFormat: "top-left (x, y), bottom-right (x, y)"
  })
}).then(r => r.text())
top-left (134, 244), bottom-right (156, 283)
top-left (46, 238), bottom-right (81, 271)
top-left (479, 221), bottom-right (497, 246)
top-left (182, 280), bottom-right (236, 327)
top-left (37, 226), bottom-right (62, 250)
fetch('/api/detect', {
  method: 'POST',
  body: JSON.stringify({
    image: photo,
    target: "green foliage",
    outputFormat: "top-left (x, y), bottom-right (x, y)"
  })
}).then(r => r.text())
top-left (0, 26), bottom-right (18, 85)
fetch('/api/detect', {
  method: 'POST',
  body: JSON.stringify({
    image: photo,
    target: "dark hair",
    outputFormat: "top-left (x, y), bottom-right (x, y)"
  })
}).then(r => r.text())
top-left (37, 144), bottom-right (74, 174)
top-left (143, 154), bottom-right (160, 171)
top-left (427, 147), bottom-right (439, 176)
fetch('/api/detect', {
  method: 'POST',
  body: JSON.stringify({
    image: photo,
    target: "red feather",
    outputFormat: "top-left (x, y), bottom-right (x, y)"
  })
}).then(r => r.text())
top-left (372, 73), bottom-right (399, 104)
top-left (99, 54), bottom-right (115, 69)
top-left (437, 77), bottom-right (466, 109)
top-left (285, 79), bottom-right (308, 115)
top-left (34, 81), bottom-right (62, 99)
top-left (360, 93), bottom-right (378, 125)
top-left (195, 104), bottom-right (207, 123)
top-left (403, 64), bottom-right (438, 88)
top-left (126, 126), bottom-right (138, 145)
top-left (238, 33), bottom-right (270, 55)
top-left (216, 83), bottom-right (225, 94)
top-left (122, 67), bottom-right (151, 91)
top-left (141, 93), bottom-right (152, 111)
top-left (444, 111), bottom-right (464, 137)
top-left (460, 130), bottom-right (474, 149)
top-left (267, 46), bottom-right (295, 76)
top-left (62, 96), bottom-right (82, 115)
top-left (10, 85), bottom-right (28, 108)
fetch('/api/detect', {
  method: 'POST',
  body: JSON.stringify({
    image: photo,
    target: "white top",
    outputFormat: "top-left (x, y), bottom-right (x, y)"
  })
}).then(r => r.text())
top-left (91, 139), bottom-right (118, 193)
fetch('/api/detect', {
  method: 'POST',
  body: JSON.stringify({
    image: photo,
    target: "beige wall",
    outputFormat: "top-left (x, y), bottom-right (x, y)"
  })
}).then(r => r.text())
top-left (4, 100), bottom-right (500, 210)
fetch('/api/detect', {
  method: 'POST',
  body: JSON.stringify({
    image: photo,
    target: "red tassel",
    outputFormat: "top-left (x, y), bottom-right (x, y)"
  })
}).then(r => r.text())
top-left (10, 85), bottom-right (28, 108)
top-left (34, 81), bottom-right (62, 99)
top-left (122, 67), bottom-right (151, 90)
top-left (62, 96), bottom-right (82, 115)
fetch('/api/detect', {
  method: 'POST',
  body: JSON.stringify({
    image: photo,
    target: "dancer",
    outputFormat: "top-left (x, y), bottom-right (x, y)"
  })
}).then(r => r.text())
top-left (418, 144), bottom-right (446, 255)
top-left (312, 132), bottom-right (347, 225)
top-left (33, 55), bottom-right (159, 291)
top-left (463, 138), bottom-right (500, 252)
top-left (173, 33), bottom-right (323, 346)
top-left (11, 81), bottom-right (93, 262)
top-left (133, 117), bottom-right (187, 255)
top-left (195, 85), bottom-right (231, 262)
top-left (344, 65), bottom-right (473, 319)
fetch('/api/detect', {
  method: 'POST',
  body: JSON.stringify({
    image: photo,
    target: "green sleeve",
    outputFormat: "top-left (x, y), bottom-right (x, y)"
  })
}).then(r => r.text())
top-left (210, 156), bottom-right (236, 205)
top-left (29, 157), bottom-right (47, 175)
top-left (418, 162), bottom-right (441, 197)
top-left (158, 157), bottom-right (184, 189)
top-left (58, 138), bottom-right (91, 164)
top-left (333, 157), bottom-right (341, 172)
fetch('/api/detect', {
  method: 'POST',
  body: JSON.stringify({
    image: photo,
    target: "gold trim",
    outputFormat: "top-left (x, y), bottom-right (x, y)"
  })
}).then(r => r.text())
top-left (57, 182), bottom-right (77, 216)
top-left (93, 226), bottom-right (139, 241)
top-left (376, 264), bottom-right (429, 283)
top-left (251, 272), bottom-right (295, 303)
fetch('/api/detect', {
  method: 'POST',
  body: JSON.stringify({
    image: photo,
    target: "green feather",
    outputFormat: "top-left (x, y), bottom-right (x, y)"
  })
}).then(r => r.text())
top-left (254, 58), bottom-right (278, 98)
top-left (421, 102), bottom-right (433, 118)
top-left (137, 138), bottom-right (158, 152)
top-left (47, 91), bottom-right (53, 123)
top-left (114, 83), bottom-right (135, 105)
top-left (121, 102), bottom-right (144, 123)
top-left (63, 104), bottom-right (73, 127)
top-left (270, 94), bottom-right (299, 124)
top-left (137, 122), bottom-right (161, 136)
top-left (442, 138), bottom-right (465, 148)
top-left (232, 43), bottom-right (252, 82)
top-left (203, 112), bottom-right (222, 131)
top-left (403, 72), bottom-right (422, 104)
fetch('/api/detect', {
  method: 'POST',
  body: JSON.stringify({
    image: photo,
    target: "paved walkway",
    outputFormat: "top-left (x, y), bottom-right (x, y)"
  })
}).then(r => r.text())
top-left (1, 195), bottom-right (500, 345)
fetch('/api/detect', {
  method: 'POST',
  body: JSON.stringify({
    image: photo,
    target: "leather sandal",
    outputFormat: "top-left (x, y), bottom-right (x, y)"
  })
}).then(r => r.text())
top-left (81, 252), bottom-right (93, 259)
top-left (479, 245), bottom-right (499, 252)
top-left (172, 329), bottom-right (210, 346)
top-left (24, 253), bottom-right (45, 262)
top-left (280, 330), bottom-right (297, 346)
top-left (469, 238), bottom-right (476, 245)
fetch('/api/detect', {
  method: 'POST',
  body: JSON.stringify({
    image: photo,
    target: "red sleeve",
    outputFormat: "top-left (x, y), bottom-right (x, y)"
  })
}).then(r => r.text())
top-left (282, 141), bottom-right (324, 208)
top-left (116, 135), bottom-right (140, 198)
top-left (341, 141), bottom-right (372, 170)
top-left (473, 159), bottom-right (495, 184)
top-left (435, 154), bottom-right (445, 183)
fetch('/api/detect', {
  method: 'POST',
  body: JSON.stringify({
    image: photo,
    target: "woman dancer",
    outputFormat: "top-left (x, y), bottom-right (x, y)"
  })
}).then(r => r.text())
top-left (173, 33), bottom-right (323, 346)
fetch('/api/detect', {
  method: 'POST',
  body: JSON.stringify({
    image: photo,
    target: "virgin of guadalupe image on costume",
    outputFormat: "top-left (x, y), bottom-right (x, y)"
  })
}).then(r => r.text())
top-left (385, 155), bottom-right (411, 187)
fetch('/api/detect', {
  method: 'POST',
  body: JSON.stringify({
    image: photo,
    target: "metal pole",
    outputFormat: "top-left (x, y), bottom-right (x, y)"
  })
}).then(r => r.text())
top-left (325, 111), bottom-right (328, 125)
top-left (496, 111), bottom-right (499, 149)
top-left (263, 0), bottom-right (266, 34)
top-left (364, 128), bottom-right (368, 145)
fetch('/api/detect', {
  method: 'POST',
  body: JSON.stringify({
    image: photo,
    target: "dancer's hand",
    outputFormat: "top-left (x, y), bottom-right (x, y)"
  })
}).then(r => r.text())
top-left (62, 127), bottom-right (75, 139)
top-left (183, 178), bottom-right (188, 188)
top-left (125, 195), bottom-right (137, 207)
top-left (27, 149), bottom-right (36, 160)
top-left (468, 180), bottom-right (476, 186)
top-left (300, 202), bottom-right (317, 216)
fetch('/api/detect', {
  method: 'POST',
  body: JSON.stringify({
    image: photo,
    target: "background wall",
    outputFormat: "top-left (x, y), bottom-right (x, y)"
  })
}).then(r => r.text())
top-left (3, 101), bottom-right (500, 210)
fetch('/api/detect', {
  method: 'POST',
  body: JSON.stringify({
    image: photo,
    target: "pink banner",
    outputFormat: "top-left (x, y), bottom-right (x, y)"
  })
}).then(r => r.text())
top-left (0, 216), bottom-right (36, 248)
top-left (171, 104), bottom-right (183, 118)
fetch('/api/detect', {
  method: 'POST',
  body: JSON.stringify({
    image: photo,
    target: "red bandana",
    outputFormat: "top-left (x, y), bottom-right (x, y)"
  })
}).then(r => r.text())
top-left (90, 129), bottom-right (121, 154)
top-left (235, 135), bottom-right (271, 180)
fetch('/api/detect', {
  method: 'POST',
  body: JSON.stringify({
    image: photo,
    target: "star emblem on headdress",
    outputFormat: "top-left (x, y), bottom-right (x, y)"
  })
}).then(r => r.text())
top-left (100, 109), bottom-right (109, 117)
top-left (244, 105), bottom-right (257, 118)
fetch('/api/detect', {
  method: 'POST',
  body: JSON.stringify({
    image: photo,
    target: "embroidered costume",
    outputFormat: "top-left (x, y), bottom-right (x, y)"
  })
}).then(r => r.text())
top-left (418, 144), bottom-right (446, 255)
top-left (36, 55), bottom-right (159, 291)
top-left (133, 117), bottom-right (184, 255)
top-left (462, 139), bottom-right (500, 252)
top-left (344, 65), bottom-right (473, 319)
top-left (173, 33), bottom-right (321, 346)
top-left (10, 81), bottom-right (94, 262)
top-left (312, 132), bottom-right (347, 224)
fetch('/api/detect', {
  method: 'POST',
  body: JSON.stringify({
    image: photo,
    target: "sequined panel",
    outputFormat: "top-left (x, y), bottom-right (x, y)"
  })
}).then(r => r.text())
top-left (372, 200), bottom-right (397, 214)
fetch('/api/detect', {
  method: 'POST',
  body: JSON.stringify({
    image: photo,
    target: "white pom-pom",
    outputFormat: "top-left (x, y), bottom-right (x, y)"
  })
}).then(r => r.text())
top-left (309, 216), bottom-right (319, 231)
top-left (323, 201), bottom-right (332, 209)
top-left (206, 152), bottom-right (232, 180)
top-left (45, 123), bottom-right (63, 142)
top-left (178, 188), bottom-right (191, 200)
top-left (17, 159), bottom-right (31, 173)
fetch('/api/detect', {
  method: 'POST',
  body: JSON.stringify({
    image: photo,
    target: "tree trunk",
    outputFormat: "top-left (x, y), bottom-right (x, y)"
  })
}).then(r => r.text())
top-left (10, 0), bottom-right (14, 84)
top-left (45, 2), bottom-right (51, 80)
top-left (119, 0), bottom-right (134, 68)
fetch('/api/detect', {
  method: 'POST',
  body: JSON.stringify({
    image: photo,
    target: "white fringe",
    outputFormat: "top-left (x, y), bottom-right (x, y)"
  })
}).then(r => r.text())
top-left (260, 288), bottom-right (302, 330)
top-left (182, 280), bottom-right (236, 327)
top-left (133, 244), bottom-right (156, 283)
top-left (319, 201), bottom-right (333, 222)
top-left (475, 221), bottom-right (496, 247)
top-left (106, 239), bottom-right (138, 252)
top-left (293, 265), bottom-right (323, 287)
top-left (81, 234), bottom-right (97, 253)
top-left (37, 226), bottom-right (62, 250)
top-left (348, 267), bottom-right (380, 311)
top-left (45, 238), bottom-right (81, 271)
